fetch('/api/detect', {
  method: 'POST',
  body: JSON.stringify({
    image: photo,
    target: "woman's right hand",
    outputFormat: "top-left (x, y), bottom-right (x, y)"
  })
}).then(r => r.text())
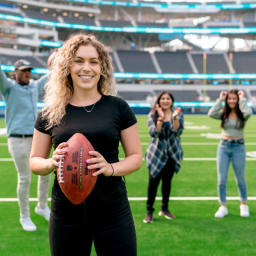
top-left (155, 104), bottom-right (164, 118)
top-left (219, 91), bottom-right (227, 101)
top-left (51, 142), bottom-right (68, 168)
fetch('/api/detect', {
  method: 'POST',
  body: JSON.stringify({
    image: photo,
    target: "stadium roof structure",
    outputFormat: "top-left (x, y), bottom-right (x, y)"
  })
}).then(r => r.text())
top-left (1, 0), bottom-right (256, 65)
top-left (59, 0), bottom-right (256, 12)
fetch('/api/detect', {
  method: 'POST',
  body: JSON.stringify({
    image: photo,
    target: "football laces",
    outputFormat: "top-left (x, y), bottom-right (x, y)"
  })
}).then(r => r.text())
top-left (58, 157), bottom-right (64, 183)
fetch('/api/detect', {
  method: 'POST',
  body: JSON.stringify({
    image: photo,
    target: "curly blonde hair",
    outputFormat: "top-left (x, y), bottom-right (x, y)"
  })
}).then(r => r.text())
top-left (42, 33), bottom-right (116, 129)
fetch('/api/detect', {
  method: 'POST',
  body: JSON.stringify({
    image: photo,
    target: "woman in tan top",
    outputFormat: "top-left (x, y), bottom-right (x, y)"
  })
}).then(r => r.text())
top-left (208, 89), bottom-right (252, 218)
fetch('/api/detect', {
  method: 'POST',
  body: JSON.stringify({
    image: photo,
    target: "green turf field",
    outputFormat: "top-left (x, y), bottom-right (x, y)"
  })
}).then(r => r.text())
top-left (0, 115), bottom-right (256, 256)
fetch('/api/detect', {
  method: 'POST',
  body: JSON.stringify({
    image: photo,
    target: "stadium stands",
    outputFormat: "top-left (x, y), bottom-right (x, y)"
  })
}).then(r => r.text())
top-left (191, 53), bottom-right (229, 74)
top-left (0, 54), bottom-right (46, 68)
top-left (0, 8), bottom-right (21, 15)
top-left (99, 20), bottom-right (132, 27)
top-left (22, 9), bottom-right (59, 22)
top-left (232, 51), bottom-right (256, 73)
top-left (0, 54), bottom-right (19, 66)
top-left (154, 90), bottom-right (199, 102)
top-left (2, 48), bottom-right (256, 78)
top-left (109, 52), bottom-right (120, 73)
top-left (155, 51), bottom-right (194, 74)
top-left (118, 91), bottom-right (151, 101)
top-left (62, 16), bottom-right (96, 26)
top-left (117, 50), bottom-right (157, 73)
top-left (136, 22), bottom-right (169, 28)
top-left (1, 0), bottom-right (256, 112)
top-left (205, 90), bottom-right (222, 101)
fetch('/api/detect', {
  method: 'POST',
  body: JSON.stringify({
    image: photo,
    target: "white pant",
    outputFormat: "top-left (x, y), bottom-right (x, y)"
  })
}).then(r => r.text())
top-left (8, 137), bottom-right (51, 218)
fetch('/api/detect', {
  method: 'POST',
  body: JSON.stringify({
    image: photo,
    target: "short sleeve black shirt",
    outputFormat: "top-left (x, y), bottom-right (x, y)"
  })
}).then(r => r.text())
top-left (35, 95), bottom-right (137, 164)
top-left (36, 95), bottom-right (137, 204)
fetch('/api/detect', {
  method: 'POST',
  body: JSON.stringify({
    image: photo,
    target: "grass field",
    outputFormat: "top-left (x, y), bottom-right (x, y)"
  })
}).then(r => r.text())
top-left (0, 115), bottom-right (256, 256)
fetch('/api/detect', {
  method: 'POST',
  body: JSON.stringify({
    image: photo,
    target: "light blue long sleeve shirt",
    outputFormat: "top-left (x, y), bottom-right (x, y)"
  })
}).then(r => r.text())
top-left (0, 66), bottom-right (48, 136)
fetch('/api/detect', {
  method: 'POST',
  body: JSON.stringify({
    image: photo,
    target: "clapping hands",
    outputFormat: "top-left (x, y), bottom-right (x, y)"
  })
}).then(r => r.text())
top-left (155, 104), bottom-right (164, 118)
top-left (173, 107), bottom-right (181, 119)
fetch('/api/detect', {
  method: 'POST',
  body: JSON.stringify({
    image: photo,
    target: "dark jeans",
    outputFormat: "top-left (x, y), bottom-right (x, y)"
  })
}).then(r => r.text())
top-left (49, 178), bottom-right (137, 256)
top-left (146, 157), bottom-right (176, 213)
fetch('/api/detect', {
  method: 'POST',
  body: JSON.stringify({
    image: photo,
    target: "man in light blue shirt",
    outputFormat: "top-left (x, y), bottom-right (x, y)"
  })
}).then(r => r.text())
top-left (0, 59), bottom-right (51, 231)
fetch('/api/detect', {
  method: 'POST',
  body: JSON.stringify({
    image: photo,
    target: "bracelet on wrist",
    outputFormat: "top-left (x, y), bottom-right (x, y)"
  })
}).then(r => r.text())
top-left (110, 163), bottom-right (115, 176)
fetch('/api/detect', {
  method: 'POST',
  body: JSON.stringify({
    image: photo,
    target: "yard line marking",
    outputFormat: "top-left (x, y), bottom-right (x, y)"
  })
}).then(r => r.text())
top-left (183, 158), bottom-right (256, 161)
top-left (0, 158), bottom-right (13, 161)
top-left (141, 142), bottom-right (256, 146)
top-left (2, 134), bottom-right (254, 139)
top-left (1, 142), bottom-right (256, 147)
top-left (182, 142), bottom-right (256, 145)
top-left (128, 196), bottom-right (256, 201)
top-left (1, 197), bottom-right (256, 202)
top-left (140, 134), bottom-right (256, 138)
top-left (1, 158), bottom-right (256, 162)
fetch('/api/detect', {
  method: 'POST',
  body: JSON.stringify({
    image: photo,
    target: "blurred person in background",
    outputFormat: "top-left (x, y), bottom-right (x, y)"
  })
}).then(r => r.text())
top-left (208, 89), bottom-right (252, 218)
top-left (0, 58), bottom-right (51, 231)
top-left (143, 91), bottom-right (184, 223)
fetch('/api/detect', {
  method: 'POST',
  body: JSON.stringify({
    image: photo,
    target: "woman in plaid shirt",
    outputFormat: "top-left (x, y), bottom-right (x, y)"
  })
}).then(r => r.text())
top-left (143, 91), bottom-right (184, 223)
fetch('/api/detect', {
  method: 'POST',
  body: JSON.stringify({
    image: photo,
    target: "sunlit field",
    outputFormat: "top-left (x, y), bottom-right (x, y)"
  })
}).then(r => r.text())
top-left (0, 115), bottom-right (256, 256)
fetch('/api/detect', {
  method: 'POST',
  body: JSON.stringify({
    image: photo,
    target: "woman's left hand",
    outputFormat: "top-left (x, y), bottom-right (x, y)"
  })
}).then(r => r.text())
top-left (238, 90), bottom-right (245, 99)
top-left (87, 151), bottom-right (114, 177)
top-left (173, 107), bottom-right (181, 118)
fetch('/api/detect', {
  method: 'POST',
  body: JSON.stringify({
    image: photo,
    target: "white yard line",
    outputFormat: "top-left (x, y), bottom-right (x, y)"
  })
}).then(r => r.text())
top-left (0, 158), bottom-right (13, 161)
top-left (1, 142), bottom-right (256, 146)
top-left (128, 196), bottom-right (256, 201)
top-left (1, 158), bottom-right (256, 162)
top-left (3, 142), bottom-right (256, 146)
top-left (1, 197), bottom-right (256, 202)
top-left (140, 134), bottom-right (256, 138)
top-left (183, 158), bottom-right (256, 161)
top-left (141, 142), bottom-right (256, 146)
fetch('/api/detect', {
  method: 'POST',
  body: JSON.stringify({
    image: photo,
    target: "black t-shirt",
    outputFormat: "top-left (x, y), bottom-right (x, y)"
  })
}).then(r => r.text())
top-left (35, 95), bottom-right (137, 203)
top-left (35, 95), bottom-right (136, 162)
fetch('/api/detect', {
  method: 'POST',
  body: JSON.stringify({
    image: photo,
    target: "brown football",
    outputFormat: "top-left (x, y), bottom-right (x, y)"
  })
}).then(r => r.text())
top-left (56, 133), bottom-right (97, 204)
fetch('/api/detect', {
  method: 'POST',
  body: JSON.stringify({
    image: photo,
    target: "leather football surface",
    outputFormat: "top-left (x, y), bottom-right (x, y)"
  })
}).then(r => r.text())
top-left (57, 133), bottom-right (97, 204)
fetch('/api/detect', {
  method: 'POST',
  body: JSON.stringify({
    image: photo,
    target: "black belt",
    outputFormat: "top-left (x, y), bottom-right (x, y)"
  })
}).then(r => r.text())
top-left (9, 134), bottom-right (33, 138)
top-left (222, 138), bottom-right (244, 144)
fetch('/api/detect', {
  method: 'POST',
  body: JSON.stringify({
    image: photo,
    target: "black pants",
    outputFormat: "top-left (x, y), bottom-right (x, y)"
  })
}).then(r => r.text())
top-left (49, 178), bottom-right (137, 256)
top-left (146, 157), bottom-right (176, 213)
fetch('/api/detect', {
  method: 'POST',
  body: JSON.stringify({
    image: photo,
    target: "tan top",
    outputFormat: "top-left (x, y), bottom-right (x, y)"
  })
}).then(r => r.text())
top-left (208, 98), bottom-right (252, 138)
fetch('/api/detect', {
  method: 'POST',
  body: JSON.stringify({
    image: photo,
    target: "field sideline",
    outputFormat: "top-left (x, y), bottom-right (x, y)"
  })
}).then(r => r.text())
top-left (0, 115), bottom-right (256, 256)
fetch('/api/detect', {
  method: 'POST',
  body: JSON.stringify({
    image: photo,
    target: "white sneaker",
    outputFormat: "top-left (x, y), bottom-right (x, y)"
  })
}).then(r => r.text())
top-left (20, 217), bottom-right (37, 232)
top-left (240, 204), bottom-right (250, 217)
top-left (35, 206), bottom-right (50, 221)
top-left (215, 206), bottom-right (228, 218)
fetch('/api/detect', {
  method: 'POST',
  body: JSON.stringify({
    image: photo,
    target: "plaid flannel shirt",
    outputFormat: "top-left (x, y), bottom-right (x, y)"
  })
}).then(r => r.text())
top-left (145, 111), bottom-right (184, 178)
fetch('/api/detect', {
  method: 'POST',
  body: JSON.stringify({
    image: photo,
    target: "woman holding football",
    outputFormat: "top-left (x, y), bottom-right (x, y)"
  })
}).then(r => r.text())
top-left (208, 89), bottom-right (251, 218)
top-left (143, 91), bottom-right (184, 224)
top-left (29, 33), bottom-right (142, 256)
